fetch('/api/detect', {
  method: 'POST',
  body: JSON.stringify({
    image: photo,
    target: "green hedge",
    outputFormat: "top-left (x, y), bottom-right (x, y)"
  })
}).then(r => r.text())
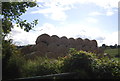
top-left (61, 48), bottom-right (120, 79)
top-left (3, 47), bottom-right (120, 80)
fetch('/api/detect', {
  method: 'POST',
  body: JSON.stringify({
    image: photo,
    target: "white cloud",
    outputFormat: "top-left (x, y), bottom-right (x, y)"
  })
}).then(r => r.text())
top-left (7, 25), bottom-right (39, 45)
top-left (103, 31), bottom-right (118, 46)
top-left (36, 0), bottom-right (119, 9)
top-left (33, 0), bottom-right (118, 21)
top-left (89, 10), bottom-right (115, 17)
top-left (31, 0), bottom-right (71, 21)
top-left (86, 17), bottom-right (98, 23)
top-left (8, 23), bottom-right (118, 46)
top-left (106, 11), bottom-right (114, 16)
top-left (89, 11), bottom-right (103, 16)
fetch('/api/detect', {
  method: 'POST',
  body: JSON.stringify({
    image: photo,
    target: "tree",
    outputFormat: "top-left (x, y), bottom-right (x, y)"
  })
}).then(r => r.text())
top-left (2, 1), bottom-right (38, 38)
top-left (1, 1), bottom-right (39, 79)
top-left (102, 44), bottom-right (106, 49)
top-left (114, 44), bottom-right (117, 48)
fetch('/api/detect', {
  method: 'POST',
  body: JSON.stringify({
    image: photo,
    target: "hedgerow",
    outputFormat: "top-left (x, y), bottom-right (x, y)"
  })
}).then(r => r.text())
top-left (61, 48), bottom-right (120, 79)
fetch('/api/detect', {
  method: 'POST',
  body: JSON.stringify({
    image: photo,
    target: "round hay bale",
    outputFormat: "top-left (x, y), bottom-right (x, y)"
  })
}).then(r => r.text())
top-left (35, 34), bottom-right (51, 45)
top-left (75, 38), bottom-right (83, 44)
top-left (24, 51), bottom-right (46, 59)
top-left (68, 38), bottom-right (76, 48)
top-left (76, 45), bottom-right (82, 51)
top-left (91, 40), bottom-right (98, 47)
top-left (84, 38), bottom-right (91, 46)
top-left (75, 38), bottom-right (83, 49)
top-left (51, 35), bottom-right (60, 46)
top-left (57, 45), bottom-right (68, 57)
top-left (21, 45), bottom-right (32, 54)
top-left (34, 42), bottom-right (48, 53)
top-left (90, 46), bottom-right (98, 52)
top-left (47, 43), bottom-right (58, 53)
top-left (45, 52), bottom-right (58, 58)
top-left (51, 35), bottom-right (59, 42)
top-left (59, 36), bottom-right (69, 46)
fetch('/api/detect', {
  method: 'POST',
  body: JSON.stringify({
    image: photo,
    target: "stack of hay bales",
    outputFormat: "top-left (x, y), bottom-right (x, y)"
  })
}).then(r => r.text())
top-left (21, 34), bottom-right (103, 59)
top-left (75, 38), bottom-right (83, 50)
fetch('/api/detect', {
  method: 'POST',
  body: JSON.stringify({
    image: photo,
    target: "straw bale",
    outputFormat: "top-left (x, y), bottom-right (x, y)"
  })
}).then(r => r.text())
top-left (91, 40), bottom-right (97, 47)
top-left (34, 42), bottom-right (48, 53)
top-left (47, 43), bottom-right (58, 53)
top-left (68, 38), bottom-right (76, 48)
top-left (75, 38), bottom-right (83, 49)
top-left (83, 38), bottom-right (91, 46)
top-left (25, 51), bottom-right (46, 59)
top-left (21, 45), bottom-right (33, 54)
top-left (36, 34), bottom-right (51, 45)
top-left (76, 45), bottom-right (82, 51)
top-left (59, 36), bottom-right (69, 46)
top-left (51, 35), bottom-right (59, 43)
top-left (57, 45), bottom-right (68, 56)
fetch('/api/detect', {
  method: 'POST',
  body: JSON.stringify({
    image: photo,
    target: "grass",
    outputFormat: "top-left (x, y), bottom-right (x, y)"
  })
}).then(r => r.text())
top-left (104, 48), bottom-right (119, 57)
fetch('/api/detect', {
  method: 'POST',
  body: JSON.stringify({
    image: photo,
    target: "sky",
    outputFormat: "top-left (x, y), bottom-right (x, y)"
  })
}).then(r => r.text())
top-left (7, 0), bottom-right (119, 46)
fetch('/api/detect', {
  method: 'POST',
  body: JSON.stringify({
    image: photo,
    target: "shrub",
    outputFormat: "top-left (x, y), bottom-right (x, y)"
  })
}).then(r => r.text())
top-left (92, 57), bottom-right (120, 79)
top-left (2, 39), bottom-right (25, 80)
top-left (21, 57), bottom-right (62, 77)
top-left (61, 48), bottom-right (120, 79)
top-left (61, 48), bottom-right (97, 79)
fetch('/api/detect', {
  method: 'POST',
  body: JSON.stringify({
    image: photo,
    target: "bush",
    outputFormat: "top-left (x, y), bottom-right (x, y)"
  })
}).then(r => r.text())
top-left (61, 48), bottom-right (97, 79)
top-left (61, 48), bottom-right (120, 79)
top-left (92, 57), bottom-right (120, 79)
top-left (21, 57), bottom-right (62, 77)
top-left (2, 39), bottom-right (25, 80)
top-left (5, 53), bottom-right (25, 79)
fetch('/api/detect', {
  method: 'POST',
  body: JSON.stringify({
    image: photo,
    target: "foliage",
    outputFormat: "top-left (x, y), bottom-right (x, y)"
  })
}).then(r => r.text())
top-left (61, 48), bottom-right (97, 79)
top-left (92, 57), bottom-right (120, 79)
top-left (2, 47), bottom-right (120, 80)
top-left (2, 2), bottom-right (38, 37)
top-left (2, 2), bottom-right (38, 80)
top-left (61, 48), bottom-right (120, 79)
top-left (21, 57), bottom-right (62, 77)
top-left (2, 40), bottom-right (25, 80)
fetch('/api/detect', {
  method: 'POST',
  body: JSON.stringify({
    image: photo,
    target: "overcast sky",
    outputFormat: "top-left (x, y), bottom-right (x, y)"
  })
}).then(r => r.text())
top-left (7, 0), bottom-right (119, 46)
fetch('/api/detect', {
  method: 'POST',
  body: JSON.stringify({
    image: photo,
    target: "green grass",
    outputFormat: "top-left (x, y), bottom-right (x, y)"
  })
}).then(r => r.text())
top-left (104, 48), bottom-right (119, 58)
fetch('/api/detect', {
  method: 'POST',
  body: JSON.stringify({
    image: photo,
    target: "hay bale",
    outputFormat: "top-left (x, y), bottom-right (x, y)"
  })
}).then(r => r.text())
top-left (84, 38), bottom-right (91, 46)
top-left (50, 35), bottom-right (60, 46)
top-left (76, 45), bottom-right (82, 51)
top-left (47, 43), bottom-right (58, 53)
top-left (75, 38), bottom-right (83, 50)
top-left (57, 45), bottom-right (68, 57)
top-left (34, 42), bottom-right (48, 53)
top-left (21, 45), bottom-right (33, 54)
top-left (35, 34), bottom-right (51, 45)
top-left (51, 35), bottom-right (59, 43)
top-left (59, 36), bottom-right (69, 46)
top-left (25, 51), bottom-right (46, 59)
top-left (91, 40), bottom-right (98, 47)
top-left (68, 38), bottom-right (76, 48)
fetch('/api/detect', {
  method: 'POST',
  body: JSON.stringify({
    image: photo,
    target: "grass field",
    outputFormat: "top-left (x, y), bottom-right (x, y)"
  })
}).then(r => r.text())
top-left (104, 48), bottom-right (120, 58)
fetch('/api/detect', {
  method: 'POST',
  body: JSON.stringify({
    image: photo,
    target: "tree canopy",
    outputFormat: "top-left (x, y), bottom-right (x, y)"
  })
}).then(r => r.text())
top-left (2, 2), bottom-right (38, 37)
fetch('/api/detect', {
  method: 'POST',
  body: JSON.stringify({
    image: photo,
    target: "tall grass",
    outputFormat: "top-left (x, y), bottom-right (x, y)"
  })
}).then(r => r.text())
top-left (3, 48), bottom-right (120, 79)
top-left (21, 56), bottom-right (63, 77)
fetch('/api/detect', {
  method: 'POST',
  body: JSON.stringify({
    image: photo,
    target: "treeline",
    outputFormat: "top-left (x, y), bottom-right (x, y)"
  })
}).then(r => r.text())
top-left (101, 44), bottom-right (120, 49)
